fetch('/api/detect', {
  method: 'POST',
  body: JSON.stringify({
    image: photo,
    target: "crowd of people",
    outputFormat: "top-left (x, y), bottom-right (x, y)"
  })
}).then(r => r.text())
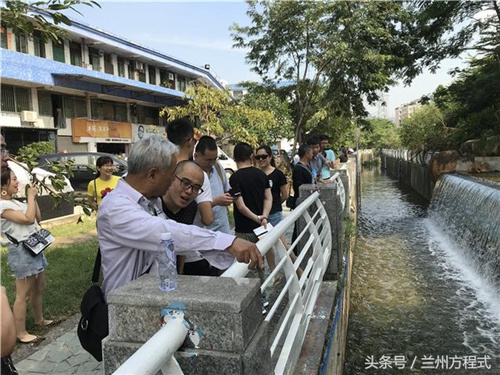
top-left (0, 122), bottom-right (351, 370)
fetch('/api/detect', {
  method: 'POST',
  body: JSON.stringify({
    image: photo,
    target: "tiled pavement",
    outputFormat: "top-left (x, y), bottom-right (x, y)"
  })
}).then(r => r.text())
top-left (13, 317), bottom-right (102, 375)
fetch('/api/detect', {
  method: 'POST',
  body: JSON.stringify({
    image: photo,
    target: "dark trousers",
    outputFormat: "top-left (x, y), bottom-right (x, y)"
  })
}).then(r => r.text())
top-left (183, 260), bottom-right (222, 277)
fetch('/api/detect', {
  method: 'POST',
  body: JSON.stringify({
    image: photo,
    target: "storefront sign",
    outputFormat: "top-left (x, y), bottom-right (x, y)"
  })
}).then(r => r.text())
top-left (72, 118), bottom-right (132, 143)
top-left (132, 124), bottom-right (166, 143)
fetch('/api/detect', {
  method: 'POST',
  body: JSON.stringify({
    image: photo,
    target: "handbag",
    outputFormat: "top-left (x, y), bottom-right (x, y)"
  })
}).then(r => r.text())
top-left (4, 229), bottom-right (54, 257)
top-left (77, 249), bottom-right (108, 362)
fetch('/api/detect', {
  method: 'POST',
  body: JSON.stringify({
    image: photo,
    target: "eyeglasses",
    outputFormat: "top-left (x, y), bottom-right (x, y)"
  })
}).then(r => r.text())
top-left (255, 154), bottom-right (269, 161)
top-left (175, 175), bottom-right (204, 195)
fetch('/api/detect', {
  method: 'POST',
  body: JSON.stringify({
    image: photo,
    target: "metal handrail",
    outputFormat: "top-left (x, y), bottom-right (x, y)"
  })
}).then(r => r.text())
top-left (113, 315), bottom-right (188, 375)
top-left (113, 188), bottom-right (335, 375)
top-left (222, 190), bottom-right (333, 375)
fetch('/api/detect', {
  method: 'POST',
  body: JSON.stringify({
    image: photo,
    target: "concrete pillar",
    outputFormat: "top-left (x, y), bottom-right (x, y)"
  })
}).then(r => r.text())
top-left (155, 68), bottom-right (161, 87)
top-left (64, 40), bottom-right (71, 65)
top-left (31, 88), bottom-right (38, 115)
top-left (111, 54), bottom-right (118, 76)
top-left (99, 51), bottom-right (105, 73)
top-left (126, 102), bottom-right (131, 123)
top-left (144, 63), bottom-right (149, 83)
top-left (27, 36), bottom-right (34, 56)
top-left (85, 94), bottom-right (92, 119)
top-left (297, 183), bottom-right (343, 280)
top-left (103, 275), bottom-right (271, 375)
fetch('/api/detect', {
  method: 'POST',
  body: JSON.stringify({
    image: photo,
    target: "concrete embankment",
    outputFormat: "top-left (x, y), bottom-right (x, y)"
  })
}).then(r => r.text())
top-left (380, 149), bottom-right (500, 202)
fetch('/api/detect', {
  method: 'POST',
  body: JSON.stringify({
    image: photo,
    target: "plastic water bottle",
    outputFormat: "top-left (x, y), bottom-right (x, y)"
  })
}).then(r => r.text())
top-left (312, 168), bottom-right (318, 185)
top-left (158, 232), bottom-right (177, 291)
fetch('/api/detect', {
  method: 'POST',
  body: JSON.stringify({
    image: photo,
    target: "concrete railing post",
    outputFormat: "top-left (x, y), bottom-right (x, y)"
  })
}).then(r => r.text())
top-left (297, 183), bottom-right (343, 280)
top-left (103, 275), bottom-right (271, 375)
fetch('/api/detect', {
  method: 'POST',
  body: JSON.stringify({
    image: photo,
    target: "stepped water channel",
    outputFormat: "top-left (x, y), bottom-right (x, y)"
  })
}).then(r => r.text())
top-left (345, 167), bottom-right (500, 374)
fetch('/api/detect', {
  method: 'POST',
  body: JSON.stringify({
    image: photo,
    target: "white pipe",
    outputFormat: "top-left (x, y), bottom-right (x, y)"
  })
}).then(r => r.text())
top-left (221, 192), bottom-right (320, 278)
top-left (113, 318), bottom-right (188, 375)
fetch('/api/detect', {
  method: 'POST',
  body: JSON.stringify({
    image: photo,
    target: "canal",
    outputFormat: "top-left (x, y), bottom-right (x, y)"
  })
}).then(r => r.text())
top-left (345, 167), bottom-right (500, 374)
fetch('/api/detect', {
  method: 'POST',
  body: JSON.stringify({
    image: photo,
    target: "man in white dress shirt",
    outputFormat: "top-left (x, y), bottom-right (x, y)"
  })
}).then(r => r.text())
top-left (97, 136), bottom-right (263, 297)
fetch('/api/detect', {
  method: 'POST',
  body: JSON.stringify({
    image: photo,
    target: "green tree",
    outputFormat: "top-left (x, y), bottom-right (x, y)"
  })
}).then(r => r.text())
top-left (232, 1), bottom-right (415, 151)
top-left (360, 119), bottom-right (401, 149)
top-left (1, 0), bottom-right (101, 42)
top-left (400, 104), bottom-right (454, 152)
top-left (401, 0), bottom-right (499, 80)
top-left (433, 56), bottom-right (500, 145)
top-left (161, 84), bottom-right (278, 147)
top-left (240, 89), bottom-right (293, 145)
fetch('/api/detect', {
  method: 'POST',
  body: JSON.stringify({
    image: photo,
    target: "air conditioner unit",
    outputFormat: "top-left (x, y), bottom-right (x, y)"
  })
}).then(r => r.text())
top-left (135, 61), bottom-right (145, 71)
top-left (168, 73), bottom-right (175, 81)
top-left (20, 111), bottom-right (38, 123)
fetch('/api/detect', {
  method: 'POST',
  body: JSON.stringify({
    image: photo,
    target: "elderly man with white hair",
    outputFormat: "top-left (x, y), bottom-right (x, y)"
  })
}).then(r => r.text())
top-left (97, 135), bottom-right (263, 297)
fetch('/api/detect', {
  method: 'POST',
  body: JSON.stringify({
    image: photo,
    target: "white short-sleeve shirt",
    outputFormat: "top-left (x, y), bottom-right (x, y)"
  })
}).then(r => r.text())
top-left (195, 171), bottom-right (212, 204)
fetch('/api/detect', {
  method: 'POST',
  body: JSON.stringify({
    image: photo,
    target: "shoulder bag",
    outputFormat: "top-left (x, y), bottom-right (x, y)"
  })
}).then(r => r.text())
top-left (77, 249), bottom-right (108, 362)
top-left (4, 229), bottom-right (54, 257)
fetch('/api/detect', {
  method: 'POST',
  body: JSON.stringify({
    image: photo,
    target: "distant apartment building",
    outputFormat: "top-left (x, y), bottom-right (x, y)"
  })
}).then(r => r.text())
top-left (0, 9), bottom-right (225, 155)
top-left (394, 100), bottom-right (420, 126)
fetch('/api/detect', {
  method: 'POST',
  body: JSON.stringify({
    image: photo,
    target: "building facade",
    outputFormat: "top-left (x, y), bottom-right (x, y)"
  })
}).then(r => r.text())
top-left (0, 9), bottom-right (225, 155)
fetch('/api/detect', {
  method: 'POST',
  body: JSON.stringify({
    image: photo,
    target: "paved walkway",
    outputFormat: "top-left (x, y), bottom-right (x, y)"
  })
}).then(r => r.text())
top-left (12, 315), bottom-right (102, 375)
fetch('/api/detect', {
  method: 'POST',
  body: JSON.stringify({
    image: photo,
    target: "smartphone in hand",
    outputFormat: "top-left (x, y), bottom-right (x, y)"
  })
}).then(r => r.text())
top-left (227, 188), bottom-right (241, 197)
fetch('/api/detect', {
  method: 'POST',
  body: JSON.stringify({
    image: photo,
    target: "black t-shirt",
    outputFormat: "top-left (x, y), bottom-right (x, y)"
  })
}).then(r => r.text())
top-left (162, 199), bottom-right (198, 225)
top-left (266, 168), bottom-right (287, 214)
top-left (292, 162), bottom-right (312, 199)
top-left (230, 166), bottom-right (270, 233)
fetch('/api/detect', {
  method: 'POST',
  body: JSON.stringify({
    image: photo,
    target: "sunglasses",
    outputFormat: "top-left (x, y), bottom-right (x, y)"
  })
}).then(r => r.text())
top-left (255, 154), bottom-right (269, 161)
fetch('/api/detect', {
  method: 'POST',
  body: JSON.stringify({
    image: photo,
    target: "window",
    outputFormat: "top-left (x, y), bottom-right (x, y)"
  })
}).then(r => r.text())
top-left (117, 57), bottom-right (125, 77)
top-left (37, 90), bottom-right (53, 116)
top-left (159, 69), bottom-right (168, 88)
top-left (1, 84), bottom-right (31, 112)
top-left (104, 53), bottom-right (113, 74)
top-left (15, 33), bottom-right (28, 54)
top-left (89, 47), bottom-right (100, 71)
top-left (178, 75), bottom-right (186, 92)
top-left (33, 31), bottom-right (45, 58)
top-left (91, 100), bottom-right (127, 122)
top-left (63, 95), bottom-right (87, 118)
top-left (138, 69), bottom-right (146, 83)
top-left (168, 72), bottom-right (176, 89)
top-left (136, 105), bottom-right (159, 125)
top-left (52, 41), bottom-right (65, 62)
top-left (70, 41), bottom-right (82, 67)
top-left (148, 65), bottom-right (156, 85)
top-left (1, 25), bottom-right (7, 49)
top-left (128, 60), bottom-right (135, 80)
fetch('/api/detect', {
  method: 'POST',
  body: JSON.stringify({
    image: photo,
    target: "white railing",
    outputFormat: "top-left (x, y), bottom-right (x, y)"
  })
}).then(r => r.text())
top-left (113, 312), bottom-right (188, 375)
top-left (222, 190), bottom-right (332, 374)
top-left (113, 187), bottom-right (335, 375)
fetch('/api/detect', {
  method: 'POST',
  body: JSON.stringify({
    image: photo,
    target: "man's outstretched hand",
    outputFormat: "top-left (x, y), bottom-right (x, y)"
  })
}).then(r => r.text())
top-left (227, 238), bottom-right (264, 270)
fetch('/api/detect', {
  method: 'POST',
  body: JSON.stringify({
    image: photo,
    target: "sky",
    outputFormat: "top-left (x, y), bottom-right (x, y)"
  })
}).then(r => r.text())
top-left (69, 1), bottom-right (470, 119)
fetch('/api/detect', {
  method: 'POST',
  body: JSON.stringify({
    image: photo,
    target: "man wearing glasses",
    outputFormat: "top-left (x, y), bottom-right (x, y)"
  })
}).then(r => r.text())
top-left (166, 119), bottom-right (215, 226)
top-left (161, 160), bottom-right (209, 275)
top-left (97, 135), bottom-right (263, 298)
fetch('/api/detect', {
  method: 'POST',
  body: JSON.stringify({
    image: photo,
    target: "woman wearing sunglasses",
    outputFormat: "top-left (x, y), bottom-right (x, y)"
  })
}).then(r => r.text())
top-left (255, 146), bottom-right (289, 278)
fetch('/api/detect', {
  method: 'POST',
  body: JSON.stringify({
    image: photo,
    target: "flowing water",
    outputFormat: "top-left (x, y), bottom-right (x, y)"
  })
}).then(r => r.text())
top-left (345, 167), bottom-right (500, 374)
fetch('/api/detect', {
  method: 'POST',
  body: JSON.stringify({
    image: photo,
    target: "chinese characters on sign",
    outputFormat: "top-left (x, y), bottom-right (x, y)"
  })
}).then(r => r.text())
top-left (365, 355), bottom-right (492, 370)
